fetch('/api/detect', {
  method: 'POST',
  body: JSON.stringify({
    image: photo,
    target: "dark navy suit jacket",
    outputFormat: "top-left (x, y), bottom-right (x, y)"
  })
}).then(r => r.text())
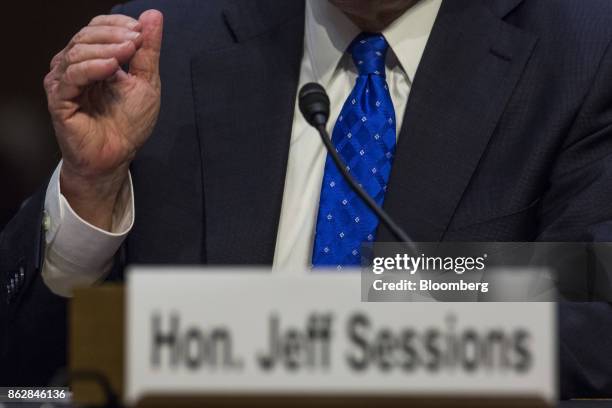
top-left (2, 0), bottom-right (612, 398)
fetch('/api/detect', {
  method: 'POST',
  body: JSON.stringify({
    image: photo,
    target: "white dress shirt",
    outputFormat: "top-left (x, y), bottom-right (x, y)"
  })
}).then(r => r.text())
top-left (42, 0), bottom-right (441, 296)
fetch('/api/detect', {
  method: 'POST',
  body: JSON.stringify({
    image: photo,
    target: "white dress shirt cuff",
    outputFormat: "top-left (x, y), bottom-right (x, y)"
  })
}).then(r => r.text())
top-left (42, 161), bottom-right (134, 297)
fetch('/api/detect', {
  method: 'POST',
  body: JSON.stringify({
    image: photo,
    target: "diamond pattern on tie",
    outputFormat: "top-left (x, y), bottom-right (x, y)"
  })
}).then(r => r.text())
top-left (312, 33), bottom-right (396, 268)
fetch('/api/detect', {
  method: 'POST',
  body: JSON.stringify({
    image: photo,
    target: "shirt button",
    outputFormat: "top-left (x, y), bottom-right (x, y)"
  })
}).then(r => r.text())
top-left (42, 211), bottom-right (51, 232)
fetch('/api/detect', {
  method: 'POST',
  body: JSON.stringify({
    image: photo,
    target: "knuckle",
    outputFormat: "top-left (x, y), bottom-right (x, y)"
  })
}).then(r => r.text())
top-left (50, 51), bottom-right (62, 69)
top-left (44, 75), bottom-right (60, 101)
top-left (73, 26), bottom-right (92, 44)
top-left (66, 46), bottom-right (81, 64)
top-left (43, 72), bottom-right (54, 90)
top-left (72, 30), bottom-right (84, 44)
top-left (89, 14), bottom-right (105, 25)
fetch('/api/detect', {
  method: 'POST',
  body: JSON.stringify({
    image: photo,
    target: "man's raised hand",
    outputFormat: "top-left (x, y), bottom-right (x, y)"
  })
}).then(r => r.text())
top-left (44, 10), bottom-right (163, 230)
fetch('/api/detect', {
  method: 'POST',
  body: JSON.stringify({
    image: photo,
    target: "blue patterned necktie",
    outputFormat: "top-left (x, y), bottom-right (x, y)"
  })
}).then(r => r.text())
top-left (312, 33), bottom-right (396, 269)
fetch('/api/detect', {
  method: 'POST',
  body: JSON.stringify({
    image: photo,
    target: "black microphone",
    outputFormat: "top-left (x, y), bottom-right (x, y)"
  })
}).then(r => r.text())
top-left (298, 82), bottom-right (416, 252)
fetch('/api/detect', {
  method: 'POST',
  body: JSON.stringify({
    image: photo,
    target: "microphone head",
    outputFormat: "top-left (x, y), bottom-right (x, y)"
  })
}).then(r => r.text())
top-left (298, 82), bottom-right (330, 128)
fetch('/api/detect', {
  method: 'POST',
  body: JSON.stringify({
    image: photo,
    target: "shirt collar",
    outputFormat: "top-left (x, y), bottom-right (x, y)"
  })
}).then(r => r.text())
top-left (305, 0), bottom-right (442, 87)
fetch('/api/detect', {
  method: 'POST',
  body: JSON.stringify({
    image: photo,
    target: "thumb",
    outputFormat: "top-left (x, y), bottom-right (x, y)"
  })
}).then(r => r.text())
top-left (129, 9), bottom-right (163, 82)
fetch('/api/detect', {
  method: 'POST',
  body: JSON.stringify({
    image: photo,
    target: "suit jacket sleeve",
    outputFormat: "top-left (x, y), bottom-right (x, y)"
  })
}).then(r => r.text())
top-left (0, 186), bottom-right (69, 385)
top-left (0, 2), bottom-right (129, 387)
top-left (537, 38), bottom-right (612, 398)
top-left (1, 187), bottom-right (45, 320)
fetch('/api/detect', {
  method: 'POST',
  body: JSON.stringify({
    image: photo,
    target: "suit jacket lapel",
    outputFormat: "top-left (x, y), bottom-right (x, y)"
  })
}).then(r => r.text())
top-left (191, 0), bottom-right (305, 264)
top-left (378, 0), bottom-right (538, 242)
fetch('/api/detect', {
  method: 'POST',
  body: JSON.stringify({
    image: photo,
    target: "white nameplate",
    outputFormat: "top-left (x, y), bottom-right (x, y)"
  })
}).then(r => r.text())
top-left (126, 269), bottom-right (556, 404)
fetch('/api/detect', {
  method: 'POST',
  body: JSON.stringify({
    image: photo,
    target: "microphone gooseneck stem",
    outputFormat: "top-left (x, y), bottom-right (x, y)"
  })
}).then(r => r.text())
top-left (315, 124), bottom-right (417, 254)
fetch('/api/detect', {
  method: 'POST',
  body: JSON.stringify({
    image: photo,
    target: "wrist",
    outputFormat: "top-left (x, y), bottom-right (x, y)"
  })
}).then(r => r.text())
top-left (59, 163), bottom-right (130, 231)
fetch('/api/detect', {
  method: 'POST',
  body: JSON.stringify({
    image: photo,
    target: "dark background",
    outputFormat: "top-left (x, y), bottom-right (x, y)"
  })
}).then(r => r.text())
top-left (0, 1), bottom-right (119, 229)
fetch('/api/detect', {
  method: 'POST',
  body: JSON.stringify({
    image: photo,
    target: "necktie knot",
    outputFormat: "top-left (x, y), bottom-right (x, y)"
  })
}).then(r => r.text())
top-left (349, 33), bottom-right (389, 77)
